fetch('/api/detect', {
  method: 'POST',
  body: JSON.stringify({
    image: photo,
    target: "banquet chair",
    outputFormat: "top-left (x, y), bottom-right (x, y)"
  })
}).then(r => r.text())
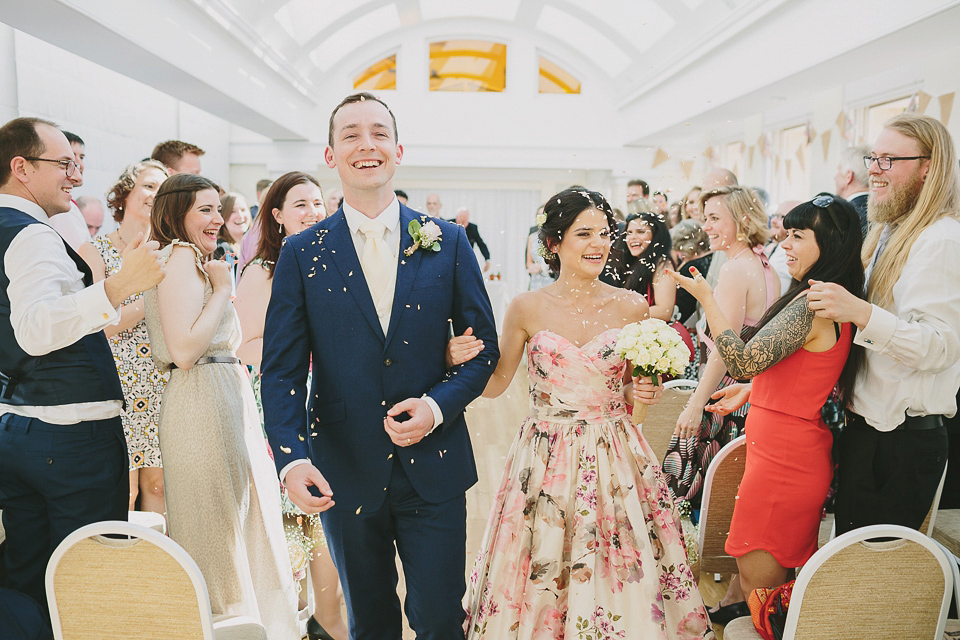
top-left (641, 378), bottom-right (696, 465)
top-left (937, 539), bottom-right (960, 638)
top-left (723, 524), bottom-right (953, 639)
top-left (45, 520), bottom-right (266, 639)
top-left (696, 435), bottom-right (747, 577)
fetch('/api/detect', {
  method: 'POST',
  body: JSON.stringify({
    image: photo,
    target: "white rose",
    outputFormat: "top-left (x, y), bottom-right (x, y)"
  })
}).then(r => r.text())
top-left (420, 221), bottom-right (442, 244)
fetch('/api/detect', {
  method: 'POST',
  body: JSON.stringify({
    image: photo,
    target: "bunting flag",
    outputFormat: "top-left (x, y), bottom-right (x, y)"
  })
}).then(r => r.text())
top-left (679, 160), bottom-right (694, 180)
top-left (785, 159), bottom-right (792, 182)
top-left (704, 145), bottom-right (715, 161)
top-left (821, 130), bottom-right (832, 161)
top-left (775, 156), bottom-right (781, 173)
top-left (748, 145), bottom-right (756, 167)
top-left (652, 148), bottom-right (670, 168)
top-left (795, 145), bottom-right (806, 172)
top-left (940, 92), bottom-right (955, 127)
top-left (908, 90), bottom-right (932, 114)
top-left (836, 111), bottom-right (847, 131)
top-left (805, 122), bottom-right (816, 145)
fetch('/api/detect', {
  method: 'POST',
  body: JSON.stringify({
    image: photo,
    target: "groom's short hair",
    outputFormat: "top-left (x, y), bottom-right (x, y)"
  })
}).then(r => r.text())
top-left (328, 92), bottom-right (398, 147)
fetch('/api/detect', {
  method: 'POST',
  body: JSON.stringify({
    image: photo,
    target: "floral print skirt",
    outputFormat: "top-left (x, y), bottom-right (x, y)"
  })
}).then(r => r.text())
top-left (463, 414), bottom-right (715, 640)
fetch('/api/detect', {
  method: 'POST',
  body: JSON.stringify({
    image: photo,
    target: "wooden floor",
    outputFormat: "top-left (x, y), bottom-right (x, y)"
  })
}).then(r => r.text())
top-left (392, 361), bottom-right (729, 638)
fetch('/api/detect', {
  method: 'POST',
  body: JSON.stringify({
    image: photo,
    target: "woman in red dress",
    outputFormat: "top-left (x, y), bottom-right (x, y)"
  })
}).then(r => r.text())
top-left (667, 194), bottom-right (865, 619)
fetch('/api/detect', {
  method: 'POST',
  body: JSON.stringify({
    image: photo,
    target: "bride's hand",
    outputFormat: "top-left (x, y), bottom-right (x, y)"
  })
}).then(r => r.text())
top-left (446, 327), bottom-right (484, 368)
top-left (674, 402), bottom-right (703, 439)
top-left (665, 266), bottom-right (713, 302)
top-left (705, 383), bottom-right (752, 415)
top-left (633, 375), bottom-right (664, 406)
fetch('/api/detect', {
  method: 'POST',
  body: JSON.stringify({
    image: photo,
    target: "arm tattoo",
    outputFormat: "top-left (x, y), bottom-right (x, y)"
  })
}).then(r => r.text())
top-left (714, 296), bottom-right (816, 379)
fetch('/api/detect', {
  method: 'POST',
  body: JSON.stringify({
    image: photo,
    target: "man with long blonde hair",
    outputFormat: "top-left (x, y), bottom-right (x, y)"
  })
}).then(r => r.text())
top-left (808, 113), bottom-right (960, 534)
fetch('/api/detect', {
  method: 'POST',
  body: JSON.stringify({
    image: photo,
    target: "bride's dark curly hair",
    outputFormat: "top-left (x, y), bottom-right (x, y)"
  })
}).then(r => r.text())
top-left (538, 188), bottom-right (618, 276)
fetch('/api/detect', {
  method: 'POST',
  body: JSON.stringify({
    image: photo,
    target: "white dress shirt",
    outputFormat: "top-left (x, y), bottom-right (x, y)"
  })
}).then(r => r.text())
top-left (765, 242), bottom-right (793, 296)
top-left (47, 201), bottom-right (90, 251)
top-left (0, 194), bottom-right (121, 424)
top-left (279, 198), bottom-right (443, 482)
top-left (851, 216), bottom-right (960, 431)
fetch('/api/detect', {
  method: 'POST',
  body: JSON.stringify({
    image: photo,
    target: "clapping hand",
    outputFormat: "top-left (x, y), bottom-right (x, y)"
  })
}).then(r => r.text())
top-left (665, 266), bottom-right (713, 302)
top-left (705, 383), bottom-right (751, 416)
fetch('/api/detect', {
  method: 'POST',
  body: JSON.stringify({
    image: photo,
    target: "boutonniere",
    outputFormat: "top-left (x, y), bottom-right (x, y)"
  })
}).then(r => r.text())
top-left (404, 217), bottom-right (442, 256)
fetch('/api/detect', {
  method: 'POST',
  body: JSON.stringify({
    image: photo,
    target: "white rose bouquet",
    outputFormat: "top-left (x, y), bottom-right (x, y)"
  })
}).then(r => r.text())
top-left (615, 318), bottom-right (691, 422)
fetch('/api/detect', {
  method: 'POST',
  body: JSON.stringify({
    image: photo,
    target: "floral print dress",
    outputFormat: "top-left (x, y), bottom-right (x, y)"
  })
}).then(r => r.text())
top-left (464, 328), bottom-right (715, 640)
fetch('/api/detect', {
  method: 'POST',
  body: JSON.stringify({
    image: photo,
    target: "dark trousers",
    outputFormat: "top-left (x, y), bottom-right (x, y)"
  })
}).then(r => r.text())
top-left (0, 413), bottom-right (128, 609)
top-left (834, 412), bottom-right (948, 535)
top-left (321, 457), bottom-right (467, 640)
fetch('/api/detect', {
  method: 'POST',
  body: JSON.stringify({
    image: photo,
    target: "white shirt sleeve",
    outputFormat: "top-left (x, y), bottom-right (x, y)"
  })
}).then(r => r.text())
top-left (5, 224), bottom-right (119, 356)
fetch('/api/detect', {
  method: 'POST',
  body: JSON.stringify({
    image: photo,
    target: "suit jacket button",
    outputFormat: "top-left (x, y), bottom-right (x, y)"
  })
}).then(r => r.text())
top-left (384, 358), bottom-right (393, 366)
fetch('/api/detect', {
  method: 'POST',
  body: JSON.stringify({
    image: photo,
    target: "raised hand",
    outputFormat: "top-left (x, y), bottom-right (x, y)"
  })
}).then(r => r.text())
top-left (665, 266), bottom-right (713, 302)
top-left (106, 232), bottom-right (165, 306)
top-left (283, 463), bottom-right (335, 514)
top-left (705, 383), bottom-right (752, 416)
top-left (446, 326), bottom-right (484, 368)
top-left (203, 259), bottom-right (233, 294)
top-left (675, 403), bottom-right (703, 439)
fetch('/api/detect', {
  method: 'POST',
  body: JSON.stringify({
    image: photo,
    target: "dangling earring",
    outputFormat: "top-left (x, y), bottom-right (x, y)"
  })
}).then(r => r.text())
top-left (278, 222), bottom-right (283, 233)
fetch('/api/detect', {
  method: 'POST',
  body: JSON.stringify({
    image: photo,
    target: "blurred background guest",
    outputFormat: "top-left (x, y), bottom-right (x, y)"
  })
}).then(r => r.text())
top-left (670, 219), bottom-right (713, 326)
top-left (765, 200), bottom-right (800, 296)
top-left (609, 211), bottom-right (676, 321)
top-left (216, 191), bottom-right (251, 274)
top-left (76, 195), bottom-right (104, 236)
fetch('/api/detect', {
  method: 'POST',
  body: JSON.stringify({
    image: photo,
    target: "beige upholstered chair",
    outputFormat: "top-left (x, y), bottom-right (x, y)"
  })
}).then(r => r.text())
top-left (724, 524), bottom-right (953, 640)
top-left (45, 520), bottom-right (266, 640)
top-left (641, 378), bottom-right (696, 465)
top-left (696, 435), bottom-right (747, 576)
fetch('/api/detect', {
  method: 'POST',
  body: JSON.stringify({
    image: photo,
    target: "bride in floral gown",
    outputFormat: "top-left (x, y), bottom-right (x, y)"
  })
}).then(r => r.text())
top-left (458, 188), bottom-right (715, 640)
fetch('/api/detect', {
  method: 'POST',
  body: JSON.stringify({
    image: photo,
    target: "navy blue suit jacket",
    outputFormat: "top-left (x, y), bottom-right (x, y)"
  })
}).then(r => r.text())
top-left (261, 204), bottom-right (499, 514)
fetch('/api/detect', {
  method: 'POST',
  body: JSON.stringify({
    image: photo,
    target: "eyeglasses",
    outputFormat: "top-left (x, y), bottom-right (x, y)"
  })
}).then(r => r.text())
top-left (811, 194), bottom-right (844, 230)
top-left (22, 157), bottom-right (78, 178)
top-left (862, 155), bottom-right (930, 171)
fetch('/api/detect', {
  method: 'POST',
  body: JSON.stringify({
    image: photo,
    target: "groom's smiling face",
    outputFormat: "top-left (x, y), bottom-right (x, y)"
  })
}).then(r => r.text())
top-left (325, 99), bottom-right (403, 194)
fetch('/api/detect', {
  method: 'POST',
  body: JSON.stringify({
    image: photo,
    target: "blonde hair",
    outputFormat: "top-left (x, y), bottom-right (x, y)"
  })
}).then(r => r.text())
top-left (863, 114), bottom-right (960, 308)
top-left (699, 185), bottom-right (769, 248)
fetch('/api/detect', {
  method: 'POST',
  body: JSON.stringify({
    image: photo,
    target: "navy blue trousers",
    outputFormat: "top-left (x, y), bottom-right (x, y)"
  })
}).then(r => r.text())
top-left (321, 456), bottom-right (467, 640)
top-left (0, 413), bottom-right (127, 609)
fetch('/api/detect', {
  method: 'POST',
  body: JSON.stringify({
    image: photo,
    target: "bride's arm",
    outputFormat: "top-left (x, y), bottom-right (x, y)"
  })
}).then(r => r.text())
top-left (481, 294), bottom-right (532, 398)
top-left (157, 246), bottom-right (233, 369)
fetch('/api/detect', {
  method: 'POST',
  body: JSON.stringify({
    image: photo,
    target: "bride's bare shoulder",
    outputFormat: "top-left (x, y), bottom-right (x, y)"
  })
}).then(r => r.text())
top-left (605, 285), bottom-right (649, 321)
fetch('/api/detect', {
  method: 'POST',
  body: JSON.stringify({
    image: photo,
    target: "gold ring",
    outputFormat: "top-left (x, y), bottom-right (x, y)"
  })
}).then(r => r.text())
top-left (407, 438), bottom-right (411, 444)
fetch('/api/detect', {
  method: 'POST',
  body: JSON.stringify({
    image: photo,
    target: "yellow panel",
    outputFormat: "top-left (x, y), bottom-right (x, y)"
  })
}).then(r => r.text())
top-left (354, 54), bottom-right (396, 90)
top-left (429, 40), bottom-right (506, 92)
top-left (538, 56), bottom-right (580, 94)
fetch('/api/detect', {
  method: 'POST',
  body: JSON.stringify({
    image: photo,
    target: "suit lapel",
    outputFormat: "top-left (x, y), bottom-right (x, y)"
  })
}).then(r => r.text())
top-left (385, 206), bottom-right (424, 349)
top-left (325, 212), bottom-right (385, 341)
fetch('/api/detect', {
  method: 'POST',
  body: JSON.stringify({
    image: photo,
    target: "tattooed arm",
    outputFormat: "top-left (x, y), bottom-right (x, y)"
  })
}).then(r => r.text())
top-left (713, 296), bottom-right (815, 379)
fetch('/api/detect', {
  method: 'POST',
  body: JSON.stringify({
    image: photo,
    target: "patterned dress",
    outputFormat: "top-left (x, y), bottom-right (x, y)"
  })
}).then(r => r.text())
top-left (93, 235), bottom-right (167, 469)
top-left (463, 328), bottom-right (715, 640)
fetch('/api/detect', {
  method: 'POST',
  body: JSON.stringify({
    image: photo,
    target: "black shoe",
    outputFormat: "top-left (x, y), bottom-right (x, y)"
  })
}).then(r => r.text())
top-left (707, 600), bottom-right (749, 625)
top-left (307, 616), bottom-right (336, 640)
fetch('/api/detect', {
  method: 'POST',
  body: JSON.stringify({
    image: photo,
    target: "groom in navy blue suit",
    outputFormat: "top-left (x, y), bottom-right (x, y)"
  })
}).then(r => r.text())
top-left (261, 93), bottom-right (499, 639)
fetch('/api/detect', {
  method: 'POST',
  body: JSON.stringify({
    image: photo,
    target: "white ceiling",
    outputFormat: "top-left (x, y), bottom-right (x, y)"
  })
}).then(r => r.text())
top-left (2, 0), bottom-right (959, 153)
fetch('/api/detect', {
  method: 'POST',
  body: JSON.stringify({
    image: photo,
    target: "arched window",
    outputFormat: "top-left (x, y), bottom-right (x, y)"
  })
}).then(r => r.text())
top-left (354, 54), bottom-right (397, 90)
top-left (429, 40), bottom-right (506, 92)
top-left (538, 56), bottom-right (580, 94)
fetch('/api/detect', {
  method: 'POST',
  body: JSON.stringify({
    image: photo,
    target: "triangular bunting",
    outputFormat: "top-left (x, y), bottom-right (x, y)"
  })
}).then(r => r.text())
top-left (795, 145), bottom-right (806, 172)
top-left (758, 134), bottom-right (768, 157)
top-left (908, 90), bottom-right (932, 114)
top-left (836, 111), bottom-right (847, 131)
top-left (679, 160), bottom-right (694, 181)
top-left (821, 130), bottom-right (832, 161)
top-left (748, 146), bottom-right (755, 167)
top-left (785, 159), bottom-right (792, 182)
top-left (940, 92), bottom-right (955, 127)
top-left (704, 145), bottom-right (715, 161)
top-left (652, 148), bottom-right (670, 169)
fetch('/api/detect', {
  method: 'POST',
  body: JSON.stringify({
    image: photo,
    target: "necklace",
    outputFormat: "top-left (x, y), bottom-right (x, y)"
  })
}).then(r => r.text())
top-left (555, 286), bottom-right (601, 314)
top-left (113, 230), bottom-right (128, 253)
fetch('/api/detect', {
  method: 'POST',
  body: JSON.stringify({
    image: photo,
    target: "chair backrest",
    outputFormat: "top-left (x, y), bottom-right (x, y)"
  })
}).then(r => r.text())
top-left (920, 461), bottom-right (948, 536)
top-left (642, 379), bottom-right (697, 464)
top-left (785, 525), bottom-right (952, 640)
top-left (46, 520), bottom-right (216, 639)
top-left (697, 435), bottom-right (746, 575)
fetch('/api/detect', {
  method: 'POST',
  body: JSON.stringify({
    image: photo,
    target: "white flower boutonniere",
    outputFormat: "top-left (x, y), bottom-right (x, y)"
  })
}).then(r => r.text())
top-left (404, 218), bottom-right (442, 256)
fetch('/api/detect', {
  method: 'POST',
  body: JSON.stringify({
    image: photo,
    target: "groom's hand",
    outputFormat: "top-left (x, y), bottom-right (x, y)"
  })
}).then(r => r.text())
top-left (283, 464), bottom-right (335, 514)
top-left (384, 398), bottom-right (434, 446)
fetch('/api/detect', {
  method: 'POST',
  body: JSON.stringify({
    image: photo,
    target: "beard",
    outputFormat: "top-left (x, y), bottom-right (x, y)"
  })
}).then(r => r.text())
top-left (867, 171), bottom-right (925, 225)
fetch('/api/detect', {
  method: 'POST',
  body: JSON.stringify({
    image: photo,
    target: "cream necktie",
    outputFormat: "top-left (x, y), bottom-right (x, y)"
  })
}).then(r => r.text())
top-left (359, 219), bottom-right (389, 302)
